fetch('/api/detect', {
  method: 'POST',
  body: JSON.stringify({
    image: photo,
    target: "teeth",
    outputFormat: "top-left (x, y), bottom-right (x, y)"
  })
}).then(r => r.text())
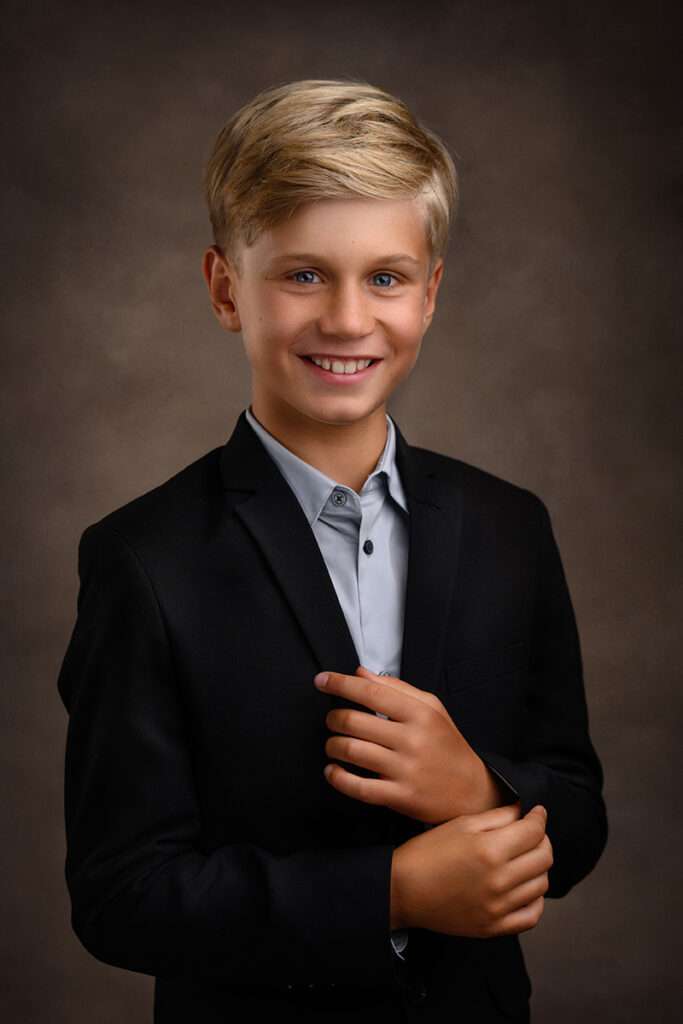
top-left (310, 357), bottom-right (373, 374)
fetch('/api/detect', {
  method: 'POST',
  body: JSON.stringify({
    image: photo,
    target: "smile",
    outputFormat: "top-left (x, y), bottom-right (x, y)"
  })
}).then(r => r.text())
top-left (299, 355), bottom-right (381, 382)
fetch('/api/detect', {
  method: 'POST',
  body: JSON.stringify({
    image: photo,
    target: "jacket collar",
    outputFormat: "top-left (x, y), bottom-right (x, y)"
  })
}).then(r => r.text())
top-left (219, 409), bottom-right (464, 704)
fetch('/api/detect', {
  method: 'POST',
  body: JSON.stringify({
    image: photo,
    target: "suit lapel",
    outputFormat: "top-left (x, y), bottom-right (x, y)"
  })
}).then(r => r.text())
top-left (219, 410), bottom-right (464, 704)
top-left (219, 412), bottom-right (360, 683)
top-left (393, 419), bottom-right (464, 701)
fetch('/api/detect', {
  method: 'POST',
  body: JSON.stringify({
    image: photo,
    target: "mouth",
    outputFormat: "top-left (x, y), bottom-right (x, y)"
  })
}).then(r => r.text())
top-left (298, 355), bottom-right (382, 383)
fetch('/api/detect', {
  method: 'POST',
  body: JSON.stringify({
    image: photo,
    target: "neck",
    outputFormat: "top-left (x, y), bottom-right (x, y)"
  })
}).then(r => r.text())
top-left (249, 398), bottom-right (389, 494)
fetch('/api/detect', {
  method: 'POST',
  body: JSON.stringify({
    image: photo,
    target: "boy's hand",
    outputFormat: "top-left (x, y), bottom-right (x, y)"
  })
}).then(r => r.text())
top-left (391, 803), bottom-right (552, 937)
top-left (314, 665), bottom-right (503, 824)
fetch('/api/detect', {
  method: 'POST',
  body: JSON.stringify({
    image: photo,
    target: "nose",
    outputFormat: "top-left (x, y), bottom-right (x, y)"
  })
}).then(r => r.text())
top-left (317, 281), bottom-right (375, 340)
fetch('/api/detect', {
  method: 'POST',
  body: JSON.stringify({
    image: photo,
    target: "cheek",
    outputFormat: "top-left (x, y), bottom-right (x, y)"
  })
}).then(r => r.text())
top-left (388, 291), bottom-right (425, 327)
top-left (265, 282), bottom-right (307, 312)
top-left (243, 310), bottom-right (300, 363)
top-left (241, 280), bottom-right (288, 319)
top-left (388, 332), bottom-right (424, 386)
top-left (260, 297), bottom-right (310, 346)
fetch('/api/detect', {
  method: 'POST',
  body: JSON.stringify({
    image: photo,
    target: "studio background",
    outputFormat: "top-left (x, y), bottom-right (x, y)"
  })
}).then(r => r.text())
top-left (3, 1), bottom-right (681, 1021)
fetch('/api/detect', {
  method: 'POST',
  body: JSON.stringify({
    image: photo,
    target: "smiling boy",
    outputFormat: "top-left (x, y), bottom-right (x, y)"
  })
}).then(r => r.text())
top-left (58, 80), bottom-right (607, 1023)
top-left (203, 194), bottom-right (438, 495)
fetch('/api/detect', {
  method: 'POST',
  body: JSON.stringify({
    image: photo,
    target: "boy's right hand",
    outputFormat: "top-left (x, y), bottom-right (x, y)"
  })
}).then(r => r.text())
top-left (390, 803), bottom-right (552, 937)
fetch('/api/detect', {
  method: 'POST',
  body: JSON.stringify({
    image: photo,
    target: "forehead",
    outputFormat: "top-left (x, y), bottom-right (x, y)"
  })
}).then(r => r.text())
top-left (242, 196), bottom-right (431, 268)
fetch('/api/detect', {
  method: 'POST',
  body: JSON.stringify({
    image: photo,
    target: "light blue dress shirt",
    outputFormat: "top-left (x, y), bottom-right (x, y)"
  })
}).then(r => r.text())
top-left (244, 405), bottom-right (411, 961)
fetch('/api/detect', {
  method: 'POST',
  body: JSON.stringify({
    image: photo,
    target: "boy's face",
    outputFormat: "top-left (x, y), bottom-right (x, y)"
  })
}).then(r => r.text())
top-left (203, 195), bottom-right (444, 434)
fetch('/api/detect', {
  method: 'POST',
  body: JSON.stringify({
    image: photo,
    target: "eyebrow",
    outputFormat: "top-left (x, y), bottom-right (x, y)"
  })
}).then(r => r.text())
top-left (267, 252), bottom-right (422, 268)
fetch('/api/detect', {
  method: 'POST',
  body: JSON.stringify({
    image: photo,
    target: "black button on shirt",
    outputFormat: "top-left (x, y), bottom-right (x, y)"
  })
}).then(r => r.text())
top-left (363, 539), bottom-right (374, 555)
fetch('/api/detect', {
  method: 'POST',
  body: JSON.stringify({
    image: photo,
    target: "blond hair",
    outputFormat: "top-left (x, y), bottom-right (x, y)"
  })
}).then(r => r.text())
top-left (203, 79), bottom-right (458, 273)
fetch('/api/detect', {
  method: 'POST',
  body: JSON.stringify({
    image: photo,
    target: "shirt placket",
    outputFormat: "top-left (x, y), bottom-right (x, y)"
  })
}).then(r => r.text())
top-left (357, 478), bottom-right (396, 727)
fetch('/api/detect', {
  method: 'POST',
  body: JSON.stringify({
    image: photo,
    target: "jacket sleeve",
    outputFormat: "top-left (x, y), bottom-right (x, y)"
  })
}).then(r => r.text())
top-left (475, 495), bottom-right (608, 899)
top-left (57, 522), bottom-right (401, 987)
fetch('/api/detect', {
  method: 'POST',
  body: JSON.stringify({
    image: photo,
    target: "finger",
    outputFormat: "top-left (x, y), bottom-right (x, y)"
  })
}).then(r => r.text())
top-left (324, 762), bottom-right (403, 808)
top-left (354, 665), bottom-right (444, 713)
top-left (495, 895), bottom-right (545, 936)
top-left (493, 806), bottom-right (548, 859)
top-left (494, 872), bottom-right (549, 917)
top-left (325, 734), bottom-right (403, 776)
top-left (455, 802), bottom-right (522, 833)
top-left (501, 834), bottom-right (553, 890)
top-left (315, 670), bottom-right (422, 723)
top-left (325, 707), bottom-right (403, 750)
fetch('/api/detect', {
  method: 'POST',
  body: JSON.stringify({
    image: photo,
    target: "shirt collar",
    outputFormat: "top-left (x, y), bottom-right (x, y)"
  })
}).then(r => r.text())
top-left (244, 405), bottom-right (409, 527)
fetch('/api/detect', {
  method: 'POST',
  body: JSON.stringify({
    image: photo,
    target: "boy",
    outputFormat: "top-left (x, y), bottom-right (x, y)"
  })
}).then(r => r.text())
top-left (57, 79), bottom-right (607, 1023)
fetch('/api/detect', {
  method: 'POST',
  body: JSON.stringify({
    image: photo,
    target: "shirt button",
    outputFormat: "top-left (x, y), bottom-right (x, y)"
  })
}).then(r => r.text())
top-left (331, 490), bottom-right (347, 506)
top-left (363, 539), bottom-right (374, 555)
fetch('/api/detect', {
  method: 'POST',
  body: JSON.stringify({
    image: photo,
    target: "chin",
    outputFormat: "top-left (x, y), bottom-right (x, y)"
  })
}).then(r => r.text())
top-left (306, 401), bottom-right (378, 426)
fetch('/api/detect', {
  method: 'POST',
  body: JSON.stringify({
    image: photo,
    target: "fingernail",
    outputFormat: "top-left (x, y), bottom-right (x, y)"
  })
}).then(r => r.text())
top-left (314, 672), bottom-right (329, 688)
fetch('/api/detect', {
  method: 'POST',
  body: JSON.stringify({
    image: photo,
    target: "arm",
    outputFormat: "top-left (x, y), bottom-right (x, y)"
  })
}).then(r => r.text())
top-left (474, 496), bottom-right (608, 898)
top-left (57, 523), bottom-right (399, 987)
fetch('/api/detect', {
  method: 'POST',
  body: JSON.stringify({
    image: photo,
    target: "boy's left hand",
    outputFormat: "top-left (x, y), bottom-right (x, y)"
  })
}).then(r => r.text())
top-left (314, 665), bottom-right (501, 825)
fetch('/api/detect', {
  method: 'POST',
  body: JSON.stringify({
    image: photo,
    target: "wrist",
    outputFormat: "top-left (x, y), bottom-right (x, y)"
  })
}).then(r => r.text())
top-left (448, 754), bottom-right (509, 818)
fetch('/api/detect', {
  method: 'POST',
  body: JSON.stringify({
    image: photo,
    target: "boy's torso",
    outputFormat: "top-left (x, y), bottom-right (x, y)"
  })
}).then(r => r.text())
top-left (79, 409), bottom-right (538, 1020)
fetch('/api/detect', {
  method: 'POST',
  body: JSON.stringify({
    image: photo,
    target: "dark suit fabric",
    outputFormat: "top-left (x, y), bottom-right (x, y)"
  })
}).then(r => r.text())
top-left (57, 410), bottom-right (607, 1022)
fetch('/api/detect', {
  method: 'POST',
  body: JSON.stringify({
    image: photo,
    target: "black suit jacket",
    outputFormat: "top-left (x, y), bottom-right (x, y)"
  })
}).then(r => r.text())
top-left (57, 410), bottom-right (607, 1023)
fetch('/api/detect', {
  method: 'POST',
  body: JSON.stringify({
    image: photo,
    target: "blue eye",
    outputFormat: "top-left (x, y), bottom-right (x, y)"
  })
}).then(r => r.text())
top-left (288, 269), bottom-right (399, 287)
top-left (370, 272), bottom-right (397, 288)
top-left (291, 270), bottom-right (320, 284)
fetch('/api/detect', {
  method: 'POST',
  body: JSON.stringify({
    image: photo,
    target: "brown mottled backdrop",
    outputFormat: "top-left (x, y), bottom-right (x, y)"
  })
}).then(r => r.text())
top-left (3, 1), bottom-right (681, 1021)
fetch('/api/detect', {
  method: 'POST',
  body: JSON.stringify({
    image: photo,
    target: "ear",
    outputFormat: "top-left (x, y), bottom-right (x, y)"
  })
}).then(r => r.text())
top-left (202, 245), bottom-right (242, 332)
top-left (423, 258), bottom-right (444, 329)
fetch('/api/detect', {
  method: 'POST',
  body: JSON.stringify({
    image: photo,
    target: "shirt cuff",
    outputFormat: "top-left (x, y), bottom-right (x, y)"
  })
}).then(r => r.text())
top-left (391, 929), bottom-right (409, 960)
